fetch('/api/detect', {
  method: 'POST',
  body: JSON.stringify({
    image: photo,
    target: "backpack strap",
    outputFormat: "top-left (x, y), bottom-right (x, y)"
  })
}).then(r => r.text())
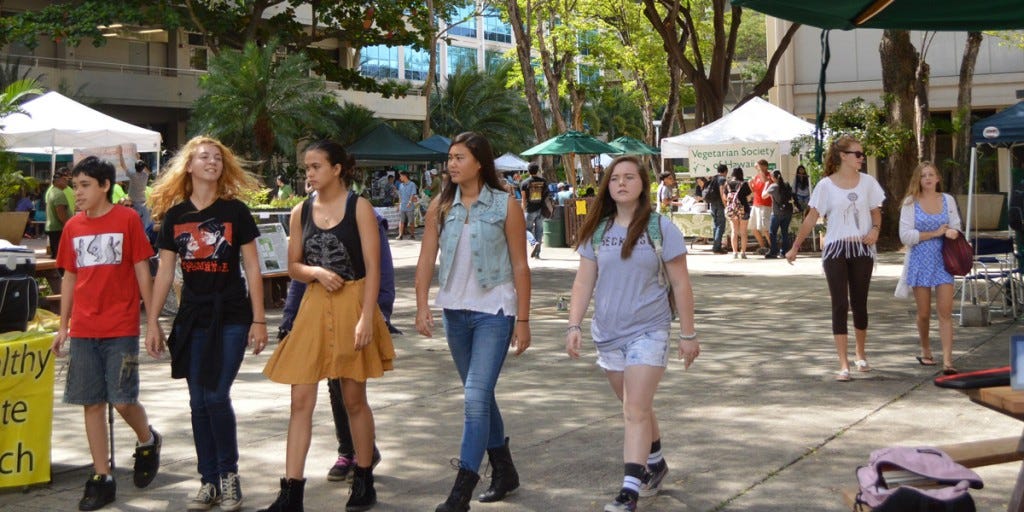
top-left (647, 213), bottom-right (668, 287)
top-left (592, 216), bottom-right (612, 253)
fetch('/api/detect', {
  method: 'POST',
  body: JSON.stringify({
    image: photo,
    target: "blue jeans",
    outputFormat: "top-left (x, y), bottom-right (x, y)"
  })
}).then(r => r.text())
top-left (769, 211), bottom-right (793, 256)
top-left (185, 324), bottom-right (247, 484)
top-left (443, 309), bottom-right (515, 472)
top-left (709, 203), bottom-right (726, 251)
top-left (525, 210), bottom-right (543, 249)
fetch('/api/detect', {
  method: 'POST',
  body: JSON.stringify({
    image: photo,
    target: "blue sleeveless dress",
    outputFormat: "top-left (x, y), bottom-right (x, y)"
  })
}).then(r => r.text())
top-left (905, 197), bottom-right (953, 287)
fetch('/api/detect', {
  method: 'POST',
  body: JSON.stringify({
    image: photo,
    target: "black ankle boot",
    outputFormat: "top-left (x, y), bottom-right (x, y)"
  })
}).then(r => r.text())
top-left (257, 477), bottom-right (305, 512)
top-left (435, 467), bottom-right (480, 512)
top-left (478, 437), bottom-right (520, 502)
top-left (346, 466), bottom-right (377, 512)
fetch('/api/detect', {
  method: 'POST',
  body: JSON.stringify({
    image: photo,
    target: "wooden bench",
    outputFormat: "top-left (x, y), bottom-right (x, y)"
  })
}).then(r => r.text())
top-left (841, 437), bottom-right (1024, 509)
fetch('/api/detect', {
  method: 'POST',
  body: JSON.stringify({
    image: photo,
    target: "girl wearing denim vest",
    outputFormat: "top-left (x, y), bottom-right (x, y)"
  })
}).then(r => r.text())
top-left (415, 132), bottom-right (532, 512)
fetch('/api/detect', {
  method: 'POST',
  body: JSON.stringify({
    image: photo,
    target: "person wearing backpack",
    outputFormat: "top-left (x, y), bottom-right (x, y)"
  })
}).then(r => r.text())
top-left (520, 163), bottom-right (548, 259)
top-left (704, 165), bottom-right (729, 254)
top-left (725, 167), bottom-right (753, 259)
top-left (565, 155), bottom-right (699, 512)
top-left (761, 169), bottom-right (795, 259)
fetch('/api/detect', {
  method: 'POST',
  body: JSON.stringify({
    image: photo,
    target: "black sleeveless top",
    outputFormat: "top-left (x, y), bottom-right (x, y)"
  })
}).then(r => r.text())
top-left (301, 192), bottom-right (366, 280)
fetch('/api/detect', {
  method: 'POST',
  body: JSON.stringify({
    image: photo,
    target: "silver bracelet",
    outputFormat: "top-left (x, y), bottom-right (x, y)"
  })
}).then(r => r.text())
top-left (678, 332), bottom-right (698, 340)
top-left (566, 324), bottom-right (582, 334)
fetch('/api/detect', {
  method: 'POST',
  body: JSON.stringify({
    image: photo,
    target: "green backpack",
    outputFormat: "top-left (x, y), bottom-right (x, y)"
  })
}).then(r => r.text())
top-left (592, 212), bottom-right (675, 315)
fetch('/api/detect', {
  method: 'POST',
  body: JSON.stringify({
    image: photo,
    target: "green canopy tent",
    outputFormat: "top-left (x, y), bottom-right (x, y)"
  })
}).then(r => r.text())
top-left (730, 0), bottom-right (1024, 31)
top-left (521, 131), bottom-right (621, 185)
top-left (346, 124), bottom-right (446, 164)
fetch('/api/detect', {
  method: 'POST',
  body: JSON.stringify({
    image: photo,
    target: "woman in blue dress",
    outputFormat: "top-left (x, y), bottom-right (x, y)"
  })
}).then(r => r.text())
top-left (897, 161), bottom-right (962, 375)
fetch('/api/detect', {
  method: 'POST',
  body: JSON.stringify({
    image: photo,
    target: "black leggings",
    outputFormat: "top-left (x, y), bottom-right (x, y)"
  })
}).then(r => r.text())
top-left (327, 378), bottom-right (355, 456)
top-left (823, 255), bottom-right (874, 335)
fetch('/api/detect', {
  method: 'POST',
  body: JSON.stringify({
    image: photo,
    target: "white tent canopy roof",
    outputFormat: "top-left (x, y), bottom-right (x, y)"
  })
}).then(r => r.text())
top-left (495, 152), bottom-right (530, 172)
top-left (660, 97), bottom-right (815, 158)
top-left (0, 91), bottom-right (161, 154)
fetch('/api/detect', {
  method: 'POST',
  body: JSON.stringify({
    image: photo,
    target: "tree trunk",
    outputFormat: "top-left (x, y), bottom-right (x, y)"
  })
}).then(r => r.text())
top-left (536, 15), bottom-right (567, 134)
top-left (505, 0), bottom-right (549, 145)
top-left (949, 32), bottom-right (983, 195)
top-left (915, 61), bottom-right (932, 161)
top-left (421, 0), bottom-right (437, 140)
top-left (879, 30), bottom-right (920, 247)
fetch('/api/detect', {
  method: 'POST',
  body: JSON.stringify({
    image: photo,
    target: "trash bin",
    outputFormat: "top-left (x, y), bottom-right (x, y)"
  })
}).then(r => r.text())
top-left (543, 206), bottom-right (566, 248)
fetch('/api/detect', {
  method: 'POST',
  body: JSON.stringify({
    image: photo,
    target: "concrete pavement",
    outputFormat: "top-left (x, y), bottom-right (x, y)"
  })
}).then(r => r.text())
top-left (2, 237), bottom-right (1023, 511)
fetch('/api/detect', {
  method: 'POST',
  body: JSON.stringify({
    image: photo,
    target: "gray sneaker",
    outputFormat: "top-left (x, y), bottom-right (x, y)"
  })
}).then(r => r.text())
top-left (187, 482), bottom-right (221, 511)
top-left (219, 472), bottom-right (243, 511)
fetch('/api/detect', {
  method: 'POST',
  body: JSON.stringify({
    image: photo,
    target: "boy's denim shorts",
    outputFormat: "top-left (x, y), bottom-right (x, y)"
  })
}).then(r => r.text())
top-left (63, 336), bottom-right (141, 405)
top-left (596, 330), bottom-right (670, 372)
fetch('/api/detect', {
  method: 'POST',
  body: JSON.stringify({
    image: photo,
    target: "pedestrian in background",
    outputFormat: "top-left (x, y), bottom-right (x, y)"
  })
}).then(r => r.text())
top-left (762, 169), bottom-right (795, 259)
top-left (896, 161), bottom-right (962, 375)
top-left (520, 163), bottom-right (548, 259)
top-left (415, 132), bottom-right (531, 512)
top-left (565, 155), bottom-right (699, 512)
top-left (725, 167), bottom-right (752, 259)
top-left (786, 135), bottom-right (885, 382)
top-left (146, 135), bottom-right (268, 511)
top-left (793, 164), bottom-right (812, 213)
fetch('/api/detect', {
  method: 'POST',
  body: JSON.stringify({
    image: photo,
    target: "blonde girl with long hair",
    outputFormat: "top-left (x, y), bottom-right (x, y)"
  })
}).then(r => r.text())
top-left (145, 135), bottom-right (268, 511)
top-left (896, 161), bottom-right (962, 374)
top-left (786, 135), bottom-right (886, 382)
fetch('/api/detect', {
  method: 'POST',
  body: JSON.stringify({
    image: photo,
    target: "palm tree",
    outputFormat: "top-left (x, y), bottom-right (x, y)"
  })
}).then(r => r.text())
top-left (430, 62), bottom-right (533, 155)
top-left (0, 78), bottom-right (44, 208)
top-left (189, 40), bottom-right (337, 176)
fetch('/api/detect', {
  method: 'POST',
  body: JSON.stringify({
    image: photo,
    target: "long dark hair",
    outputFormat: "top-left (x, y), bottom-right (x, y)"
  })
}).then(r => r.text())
top-left (435, 132), bottom-right (504, 225)
top-left (305, 140), bottom-right (357, 186)
top-left (574, 155), bottom-right (653, 259)
top-left (794, 164), bottom-right (809, 189)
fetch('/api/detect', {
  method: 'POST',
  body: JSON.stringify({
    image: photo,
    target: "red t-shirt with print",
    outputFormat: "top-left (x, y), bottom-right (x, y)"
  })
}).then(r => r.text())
top-left (56, 205), bottom-right (154, 338)
top-left (751, 172), bottom-right (773, 207)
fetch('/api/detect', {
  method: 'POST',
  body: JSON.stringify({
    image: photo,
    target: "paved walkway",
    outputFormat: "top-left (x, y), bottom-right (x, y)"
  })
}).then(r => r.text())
top-left (2, 238), bottom-right (1023, 511)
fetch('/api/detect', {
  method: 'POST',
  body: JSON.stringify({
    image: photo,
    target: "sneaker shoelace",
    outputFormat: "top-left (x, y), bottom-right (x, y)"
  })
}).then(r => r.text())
top-left (195, 483), bottom-right (218, 502)
top-left (222, 475), bottom-right (240, 500)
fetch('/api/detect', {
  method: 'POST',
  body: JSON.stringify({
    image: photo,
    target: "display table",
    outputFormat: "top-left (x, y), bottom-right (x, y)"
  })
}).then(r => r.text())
top-left (0, 330), bottom-right (55, 488)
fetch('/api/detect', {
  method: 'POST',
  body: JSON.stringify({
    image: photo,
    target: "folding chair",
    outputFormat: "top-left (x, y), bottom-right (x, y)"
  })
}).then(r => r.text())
top-left (959, 235), bottom-right (1021, 319)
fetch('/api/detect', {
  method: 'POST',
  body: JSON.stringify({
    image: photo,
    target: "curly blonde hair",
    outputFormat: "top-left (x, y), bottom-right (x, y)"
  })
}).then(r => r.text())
top-left (148, 136), bottom-right (260, 220)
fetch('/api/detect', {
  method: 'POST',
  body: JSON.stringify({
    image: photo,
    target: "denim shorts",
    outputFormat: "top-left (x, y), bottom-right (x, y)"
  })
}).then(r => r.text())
top-left (63, 336), bottom-right (141, 405)
top-left (596, 330), bottom-right (670, 372)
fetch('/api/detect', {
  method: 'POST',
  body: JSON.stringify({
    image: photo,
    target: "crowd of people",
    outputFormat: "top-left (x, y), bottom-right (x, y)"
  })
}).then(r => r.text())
top-left (44, 130), bottom-right (970, 512)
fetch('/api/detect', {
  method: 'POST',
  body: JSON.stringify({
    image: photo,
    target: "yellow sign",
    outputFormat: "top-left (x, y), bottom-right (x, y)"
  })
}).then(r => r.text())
top-left (0, 331), bottom-right (55, 488)
top-left (574, 200), bottom-right (588, 216)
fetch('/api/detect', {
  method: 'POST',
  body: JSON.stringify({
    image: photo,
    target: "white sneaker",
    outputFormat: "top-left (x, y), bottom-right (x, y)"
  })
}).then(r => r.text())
top-left (187, 482), bottom-right (221, 511)
top-left (220, 472), bottom-right (243, 511)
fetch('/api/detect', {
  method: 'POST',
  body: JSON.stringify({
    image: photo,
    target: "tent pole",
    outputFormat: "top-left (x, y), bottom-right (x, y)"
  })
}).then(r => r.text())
top-left (966, 146), bottom-right (976, 241)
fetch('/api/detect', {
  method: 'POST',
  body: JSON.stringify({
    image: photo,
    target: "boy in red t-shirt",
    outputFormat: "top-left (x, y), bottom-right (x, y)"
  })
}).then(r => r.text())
top-left (51, 156), bottom-right (160, 511)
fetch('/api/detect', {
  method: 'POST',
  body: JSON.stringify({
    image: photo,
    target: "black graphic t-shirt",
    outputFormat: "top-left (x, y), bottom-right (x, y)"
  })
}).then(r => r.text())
top-left (520, 176), bottom-right (548, 213)
top-left (301, 192), bottom-right (366, 281)
top-left (158, 198), bottom-right (260, 323)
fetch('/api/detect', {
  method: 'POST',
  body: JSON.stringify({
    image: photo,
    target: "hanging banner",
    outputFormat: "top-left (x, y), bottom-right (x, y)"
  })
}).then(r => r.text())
top-left (687, 142), bottom-right (779, 176)
top-left (0, 331), bottom-right (55, 488)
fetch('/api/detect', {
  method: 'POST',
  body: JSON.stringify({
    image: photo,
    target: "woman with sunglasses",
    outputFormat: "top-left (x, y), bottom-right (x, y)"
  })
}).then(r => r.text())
top-left (786, 135), bottom-right (885, 382)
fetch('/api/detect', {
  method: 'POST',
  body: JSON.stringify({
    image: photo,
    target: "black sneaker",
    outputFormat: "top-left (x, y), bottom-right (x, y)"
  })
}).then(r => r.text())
top-left (328, 448), bottom-right (381, 482)
top-left (79, 474), bottom-right (116, 511)
top-left (603, 489), bottom-right (638, 512)
top-left (133, 427), bottom-right (161, 488)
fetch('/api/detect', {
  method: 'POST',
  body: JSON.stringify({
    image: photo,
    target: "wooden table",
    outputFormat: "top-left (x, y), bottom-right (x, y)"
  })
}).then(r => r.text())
top-left (962, 386), bottom-right (1024, 511)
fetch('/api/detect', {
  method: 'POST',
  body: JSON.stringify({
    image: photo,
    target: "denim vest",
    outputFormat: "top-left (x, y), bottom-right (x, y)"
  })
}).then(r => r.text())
top-left (438, 185), bottom-right (512, 290)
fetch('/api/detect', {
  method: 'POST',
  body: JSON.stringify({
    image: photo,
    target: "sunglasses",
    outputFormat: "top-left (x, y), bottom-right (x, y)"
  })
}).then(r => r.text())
top-left (841, 150), bottom-right (866, 159)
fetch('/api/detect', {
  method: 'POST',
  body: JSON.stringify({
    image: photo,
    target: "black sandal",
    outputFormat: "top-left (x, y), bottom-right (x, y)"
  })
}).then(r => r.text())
top-left (942, 365), bottom-right (959, 375)
top-left (916, 356), bottom-right (937, 366)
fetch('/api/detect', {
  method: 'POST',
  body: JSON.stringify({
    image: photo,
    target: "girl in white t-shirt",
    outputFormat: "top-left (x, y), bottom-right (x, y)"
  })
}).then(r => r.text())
top-left (786, 135), bottom-right (885, 382)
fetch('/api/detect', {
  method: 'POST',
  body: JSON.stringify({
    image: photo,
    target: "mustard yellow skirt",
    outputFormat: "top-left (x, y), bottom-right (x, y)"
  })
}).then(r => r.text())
top-left (263, 279), bottom-right (395, 384)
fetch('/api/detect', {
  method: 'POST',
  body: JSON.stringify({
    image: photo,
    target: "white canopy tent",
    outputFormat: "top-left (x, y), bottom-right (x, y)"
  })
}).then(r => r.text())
top-left (660, 97), bottom-right (816, 174)
top-left (495, 152), bottom-right (530, 172)
top-left (0, 91), bottom-right (162, 174)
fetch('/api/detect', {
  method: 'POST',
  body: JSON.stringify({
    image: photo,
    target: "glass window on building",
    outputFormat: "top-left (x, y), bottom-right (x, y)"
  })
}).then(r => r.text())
top-left (449, 4), bottom-right (477, 38)
top-left (361, 44), bottom-right (398, 79)
top-left (405, 45), bottom-right (430, 81)
top-left (483, 7), bottom-right (512, 43)
top-left (580, 64), bottom-right (600, 85)
top-left (485, 50), bottom-right (507, 71)
top-left (447, 46), bottom-right (477, 75)
top-left (189, 47), bottom-right (208, 70)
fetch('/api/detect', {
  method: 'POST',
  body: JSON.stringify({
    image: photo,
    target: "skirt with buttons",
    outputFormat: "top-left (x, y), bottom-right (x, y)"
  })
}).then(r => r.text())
top-left (263, 279), bottom-right (395, 384)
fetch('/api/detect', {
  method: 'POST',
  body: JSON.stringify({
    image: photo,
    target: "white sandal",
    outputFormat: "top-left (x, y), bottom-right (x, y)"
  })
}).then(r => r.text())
top-left (855, 359), bottom-right (871, 372)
